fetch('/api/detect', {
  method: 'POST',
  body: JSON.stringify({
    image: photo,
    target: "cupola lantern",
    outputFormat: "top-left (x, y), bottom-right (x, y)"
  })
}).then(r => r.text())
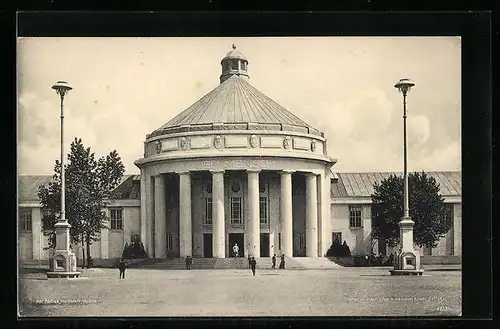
top-left (219, 44), bottom-right (249, 84)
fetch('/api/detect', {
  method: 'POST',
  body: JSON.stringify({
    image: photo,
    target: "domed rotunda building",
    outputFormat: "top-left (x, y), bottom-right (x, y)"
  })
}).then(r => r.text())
top-left (18, 46), bottom-right (462, 266)
top-left (134, 45), bottom-right (336, 259)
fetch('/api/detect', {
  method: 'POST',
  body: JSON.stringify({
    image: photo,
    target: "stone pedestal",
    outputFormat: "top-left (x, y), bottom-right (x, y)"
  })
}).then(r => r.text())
top-left (390, 217), bottom-right (424, 276)
top-left (46, 221), bottom-right (81, 278)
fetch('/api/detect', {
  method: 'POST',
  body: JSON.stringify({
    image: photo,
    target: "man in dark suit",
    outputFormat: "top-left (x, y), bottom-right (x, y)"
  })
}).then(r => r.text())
top-left (118, 259), bottom-right (126, 279)
top-left (250, 257), bottom-right (257, 276)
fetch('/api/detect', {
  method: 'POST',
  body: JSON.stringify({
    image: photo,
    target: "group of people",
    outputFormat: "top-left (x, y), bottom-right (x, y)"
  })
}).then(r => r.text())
top-left (272, 254), bottom-right (286, 269)
top-left (118, 242), bottom-right (289, 278)
top-left (247, 253), bottom-right (286, 276)
top-left (185, 255), bottom-right (193, 269)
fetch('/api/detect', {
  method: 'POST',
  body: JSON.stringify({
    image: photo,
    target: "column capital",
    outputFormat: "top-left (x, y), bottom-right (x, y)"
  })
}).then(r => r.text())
top-left (247, 169), bottom-right (261, 174)
top-left (178, 171), bottom-right (191, 175)
top-left (281, 170), bottom-right (295, 174)
top-left (210, 169), bottom-right (225, 174)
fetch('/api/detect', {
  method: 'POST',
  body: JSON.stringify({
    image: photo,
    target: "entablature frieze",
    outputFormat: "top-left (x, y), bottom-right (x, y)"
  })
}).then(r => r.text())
top-left (140, 156), bottom-right (331, 177)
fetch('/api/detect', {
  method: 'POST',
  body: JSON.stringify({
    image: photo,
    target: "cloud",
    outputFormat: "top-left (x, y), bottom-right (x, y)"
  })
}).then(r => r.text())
top-left (407, 114), bottom-right (430, 148)
top-left (411, 141), bottom-right (461, 171)
top-left (17, 37), bottom-right (461, 175)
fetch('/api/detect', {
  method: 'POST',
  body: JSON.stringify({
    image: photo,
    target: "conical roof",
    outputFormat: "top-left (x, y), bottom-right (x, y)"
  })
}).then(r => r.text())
top-left (149, 75), bottom-right (321, 138)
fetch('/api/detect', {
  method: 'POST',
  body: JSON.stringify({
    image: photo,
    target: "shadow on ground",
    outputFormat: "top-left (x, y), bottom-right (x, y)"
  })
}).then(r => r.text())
top-left (19, 267), bottom-right (49, 275)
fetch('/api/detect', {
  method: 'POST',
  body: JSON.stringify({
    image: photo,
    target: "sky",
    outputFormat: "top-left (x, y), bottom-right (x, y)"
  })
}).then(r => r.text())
top-left (17, 37), bottom-right (461, 175)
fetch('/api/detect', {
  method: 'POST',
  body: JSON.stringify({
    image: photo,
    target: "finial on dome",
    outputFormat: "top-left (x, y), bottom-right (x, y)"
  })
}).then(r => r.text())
top-left (232, 44), bottom-right (236, 49)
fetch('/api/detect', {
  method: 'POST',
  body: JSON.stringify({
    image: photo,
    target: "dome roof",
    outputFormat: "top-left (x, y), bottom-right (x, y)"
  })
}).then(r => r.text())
top-left (221, 44), bottom-right (247, 62)
top-left (148, 75), bottom-right (322, 138)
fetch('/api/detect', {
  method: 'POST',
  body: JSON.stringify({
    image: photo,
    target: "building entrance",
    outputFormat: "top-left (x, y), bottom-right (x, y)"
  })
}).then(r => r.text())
top-left (260, 233), bottom-right (270, 257)
top-left (228, 233), bottom-right (244, 257)
top-left (203, 233), bottom-right (213, 258)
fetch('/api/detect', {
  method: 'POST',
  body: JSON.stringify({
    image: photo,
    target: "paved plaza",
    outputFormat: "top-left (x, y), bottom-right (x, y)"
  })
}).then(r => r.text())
top-left (19, 266), bottom-right (461, 317)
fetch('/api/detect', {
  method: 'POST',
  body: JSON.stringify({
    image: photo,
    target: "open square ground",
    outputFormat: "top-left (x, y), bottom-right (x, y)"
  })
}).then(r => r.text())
top-left (19, 266), bottom-right (461, 317)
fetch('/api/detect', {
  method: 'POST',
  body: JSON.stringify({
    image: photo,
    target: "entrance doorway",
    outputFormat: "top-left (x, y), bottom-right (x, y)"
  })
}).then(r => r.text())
top-left (203, 234), bottom-right (213, 258)
top-left (260, 233), bottom-right (270, 257)
top-left (228, 233), bottom-right (244, 257)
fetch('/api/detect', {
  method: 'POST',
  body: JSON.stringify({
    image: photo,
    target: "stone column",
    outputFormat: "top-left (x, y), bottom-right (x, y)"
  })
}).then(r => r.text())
top-left (154, 174), bottom-right (167, 258)
top-left (179, 172), bottom-right (192, 257)
top-left (320, 171), bottom-right (332, 257)
top-left (247, 170), bottom-right (260, 257)
top-left (305, 173), bottom-right (318, 257)
top-left (280, 170), bottom-right (293, 257)
top-left (212, 170), bottom-right (225, 258)
top-left (32, 208), bottom-right (42, 260)
top-left (146, 175), bottom-right (154, 257)
top-left (140, 170), bottom-right (147, 250)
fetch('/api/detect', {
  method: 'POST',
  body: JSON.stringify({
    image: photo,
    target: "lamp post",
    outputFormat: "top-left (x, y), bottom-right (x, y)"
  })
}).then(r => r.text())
top-left (395, 78), bottom-right (414, 221)
top-left (46, 81), bottom-right (81, 278)
top-left (52, 81), bottom-right (72, 227)
top-left (390, 78), bottom-right (423, 276)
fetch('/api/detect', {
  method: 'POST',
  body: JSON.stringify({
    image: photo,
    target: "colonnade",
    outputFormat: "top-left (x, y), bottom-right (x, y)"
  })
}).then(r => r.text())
top-left (143, 170), bottom-right (321, 258)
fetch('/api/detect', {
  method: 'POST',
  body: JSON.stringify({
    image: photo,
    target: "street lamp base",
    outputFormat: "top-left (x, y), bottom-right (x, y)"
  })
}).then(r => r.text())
top-left (389, 269), bottom-right (424, 276)
top-left (46, 271), bottom-right (82, 279)
top-left (390, 249), bottom-right (423, 276)
top-left (47, 250), bottom-right (79, 279)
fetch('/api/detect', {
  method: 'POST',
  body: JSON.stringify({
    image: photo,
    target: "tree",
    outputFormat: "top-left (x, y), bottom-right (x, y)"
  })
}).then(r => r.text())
top-left (371, 171), bottom-right (451, 251)
top-left (38, 138), bottom-right (125, 268)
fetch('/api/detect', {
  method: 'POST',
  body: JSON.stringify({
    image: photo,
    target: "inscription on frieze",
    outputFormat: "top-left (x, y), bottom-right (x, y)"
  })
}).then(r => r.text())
top-left (201, 159), bottom-right (276, 170)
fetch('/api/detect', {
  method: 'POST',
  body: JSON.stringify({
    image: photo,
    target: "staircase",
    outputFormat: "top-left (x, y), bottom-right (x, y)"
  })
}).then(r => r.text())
top-left (131, 258), bottom-right (232, 270)
top-left (127, 257), bottom-right (343, 270)
top-left (291, 257), bottom-right (343, 269)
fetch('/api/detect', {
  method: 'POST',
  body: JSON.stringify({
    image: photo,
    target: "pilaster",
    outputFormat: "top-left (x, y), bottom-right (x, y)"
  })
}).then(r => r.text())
top-left (32, 208), bottom-right (42, 260)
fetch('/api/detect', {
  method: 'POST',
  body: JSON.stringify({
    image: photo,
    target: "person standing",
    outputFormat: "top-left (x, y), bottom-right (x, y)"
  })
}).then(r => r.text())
top-left (271, 254), bottom-right (276, 269)
top-left (233, 243), bottom-right (239, 257)
top-left (279, 254), bottom-right (285, 269)
top-left (250, 257), bottom-right (257, 276)
top-left (118, 259), bottom-right (126, 279)
top-left (248, 254), bottom-right (252, 269)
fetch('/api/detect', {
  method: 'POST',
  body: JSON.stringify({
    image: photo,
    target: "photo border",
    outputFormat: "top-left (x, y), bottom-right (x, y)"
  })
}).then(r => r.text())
top-left (3, 9), bottom-right (493, 329)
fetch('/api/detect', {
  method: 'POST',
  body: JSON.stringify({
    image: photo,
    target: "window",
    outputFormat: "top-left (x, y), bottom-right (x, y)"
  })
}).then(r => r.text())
top-left (230, 197), bottom-right (242, 224)
top-left (332, 232), bottom-right (342, 245)
top-left (231, 59), bottom-right (239, 70)
top-left (19, 208), bottom-right (32, 232)
top-left (259, 197), bottom-right (268, 224)
top-left (110, 208), bottom-right (123, 230)
top-left (349, 205), bottom-right (362, 228)
top-left (299, 233), bottom-right (306, 251)
top-left (444, 204), bottom-right (454, 229)
top-left (167, 233), bottom-right (174, 251)
top-left (204, 198), bottom-right (213, 224)
top-left (424, 246), bottom-right (432, 256)
top-left (241, 61), bottom-right (246, 70)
